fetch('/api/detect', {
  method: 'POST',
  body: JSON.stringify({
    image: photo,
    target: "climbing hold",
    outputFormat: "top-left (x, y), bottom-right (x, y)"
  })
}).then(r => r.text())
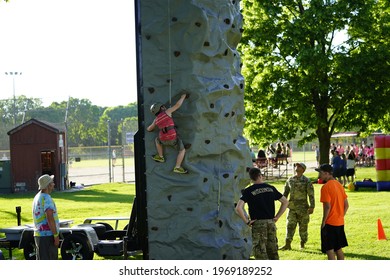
top-left (184, 143), bottom-right (192, 149)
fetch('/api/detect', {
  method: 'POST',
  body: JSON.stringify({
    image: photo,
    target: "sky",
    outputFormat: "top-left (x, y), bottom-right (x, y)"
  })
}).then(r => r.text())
top-left (0, 0), bottom-right (137, 107)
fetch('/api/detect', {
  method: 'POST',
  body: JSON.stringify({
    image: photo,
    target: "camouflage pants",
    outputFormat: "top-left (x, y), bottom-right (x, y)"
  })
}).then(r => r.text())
top-left (285, 209), bottom-right (310, 243)
top-left (251, 219), bottom-right (279, 260)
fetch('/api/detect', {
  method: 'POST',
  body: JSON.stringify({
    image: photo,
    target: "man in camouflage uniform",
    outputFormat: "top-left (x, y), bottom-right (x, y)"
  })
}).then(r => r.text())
top-left (280, 162), bottom-right (315, 250)
top-left (236, 168), bottom-right (288, 259)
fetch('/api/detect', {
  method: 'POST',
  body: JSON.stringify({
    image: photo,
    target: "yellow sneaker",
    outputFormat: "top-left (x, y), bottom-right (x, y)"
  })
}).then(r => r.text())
top-left (173, 167), bottom-right (188, 174)
top-left (152, 155), bottom-right (165, 162)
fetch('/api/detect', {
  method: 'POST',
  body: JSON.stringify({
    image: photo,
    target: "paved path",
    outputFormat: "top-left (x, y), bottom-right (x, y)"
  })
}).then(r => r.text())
top-left (68, 160), bottom-right (318, 186)
top-left (68, 165), bottom-right (135, 186)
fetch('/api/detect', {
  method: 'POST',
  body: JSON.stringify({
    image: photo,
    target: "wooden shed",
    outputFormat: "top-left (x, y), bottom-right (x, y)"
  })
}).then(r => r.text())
top-left (7, 118), bottom-right (68, 192)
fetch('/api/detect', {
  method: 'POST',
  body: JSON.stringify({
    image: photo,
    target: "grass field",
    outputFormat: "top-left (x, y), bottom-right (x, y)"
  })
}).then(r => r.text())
top-left (1, 155), bottom-right (389, 260)
top-left (0, 183), bottom-right (135, 260)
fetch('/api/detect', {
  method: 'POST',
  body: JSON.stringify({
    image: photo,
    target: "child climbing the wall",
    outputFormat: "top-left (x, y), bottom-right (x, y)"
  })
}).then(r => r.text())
top-left (147, 91), bottom-right (189, 174)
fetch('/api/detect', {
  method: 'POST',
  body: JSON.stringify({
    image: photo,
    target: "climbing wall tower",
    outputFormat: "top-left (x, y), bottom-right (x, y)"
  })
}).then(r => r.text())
top-left (136, 0), bottom-right (252, 259)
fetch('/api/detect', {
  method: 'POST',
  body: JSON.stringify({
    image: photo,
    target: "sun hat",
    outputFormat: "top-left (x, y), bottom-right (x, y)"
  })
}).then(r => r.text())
top-left (38, 174), bottom-right (54, 190)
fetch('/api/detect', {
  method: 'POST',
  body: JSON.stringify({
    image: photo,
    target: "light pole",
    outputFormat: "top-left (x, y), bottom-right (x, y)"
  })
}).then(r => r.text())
top-left (121, 118), bottom-right (125, 183)
top-left (108, 119), bottom-right (112, 182)
top-left (5, 71), bottom-right (22, 126)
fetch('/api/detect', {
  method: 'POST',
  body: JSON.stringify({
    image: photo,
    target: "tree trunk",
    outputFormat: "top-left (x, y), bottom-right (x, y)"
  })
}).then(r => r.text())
top-left (316, 126), bottom-right (331, 165)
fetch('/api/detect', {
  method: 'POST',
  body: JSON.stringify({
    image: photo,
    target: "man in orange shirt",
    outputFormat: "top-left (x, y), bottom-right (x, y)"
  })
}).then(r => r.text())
top-left (316, 164), bottom-right (349, 260)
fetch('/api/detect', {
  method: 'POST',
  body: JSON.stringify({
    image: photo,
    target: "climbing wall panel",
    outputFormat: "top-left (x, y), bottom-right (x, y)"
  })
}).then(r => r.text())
top-left (140, 0), bottom-right (252, 259)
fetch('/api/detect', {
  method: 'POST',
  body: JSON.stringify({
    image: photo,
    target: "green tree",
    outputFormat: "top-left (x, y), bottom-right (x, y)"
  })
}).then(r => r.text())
top-left (120, 116), bottom-right (138, 143)
top-left (27, 101), bottom-right (66, 124)
top-left (0, 95), bottom-right (42, 125)
top-left (65, 98), bottom-right (105, 146)
top-left (25, 98), bottom-right (101, 147)
top-left (99, 103), bottom-right (138, 145)
top-left (240, 0), bottom-right (390, 163)
top-left (119, 116), bottom-right (138, 154)
top-left (121, 116), bottom-right (138, 133)
top-left (0, 96), bottom-right (43, 149)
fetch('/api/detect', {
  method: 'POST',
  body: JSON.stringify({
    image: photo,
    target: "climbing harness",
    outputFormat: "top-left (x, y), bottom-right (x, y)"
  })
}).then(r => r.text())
top-left (161, 126), bottom-right (175, 134)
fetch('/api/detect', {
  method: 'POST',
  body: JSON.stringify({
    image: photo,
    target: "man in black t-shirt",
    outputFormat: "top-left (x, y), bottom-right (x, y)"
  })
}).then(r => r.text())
top-left (235, 168), bottom-right (289, 259)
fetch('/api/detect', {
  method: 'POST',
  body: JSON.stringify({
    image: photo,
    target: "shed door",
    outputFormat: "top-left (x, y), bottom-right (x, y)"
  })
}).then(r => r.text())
top-left (41, 151), bottom-right (55, 175)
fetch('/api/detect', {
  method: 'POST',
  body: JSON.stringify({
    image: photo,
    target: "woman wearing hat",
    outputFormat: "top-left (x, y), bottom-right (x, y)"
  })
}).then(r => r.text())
top-left (32, 174), bottom-right (60, 260)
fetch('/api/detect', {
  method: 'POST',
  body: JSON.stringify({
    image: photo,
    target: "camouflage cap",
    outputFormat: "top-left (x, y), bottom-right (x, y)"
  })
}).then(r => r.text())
top-left (294, 162), bottom-right (306, 172)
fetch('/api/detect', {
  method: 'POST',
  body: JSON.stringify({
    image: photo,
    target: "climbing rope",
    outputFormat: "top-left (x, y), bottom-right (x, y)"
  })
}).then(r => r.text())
top-left (167, 0), bottom-right (173, 106)
top-left (217, 95), bottom-right (224, 217)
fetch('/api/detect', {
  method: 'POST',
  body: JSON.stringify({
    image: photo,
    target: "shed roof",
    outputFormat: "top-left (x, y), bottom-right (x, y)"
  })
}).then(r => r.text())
top-left (7, 118), bottom-right (66, 135)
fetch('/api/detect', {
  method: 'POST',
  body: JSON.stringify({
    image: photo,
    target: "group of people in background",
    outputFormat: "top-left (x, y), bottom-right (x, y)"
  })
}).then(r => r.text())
top-left (251, 142), bottom-right (292, 168)
top-left (329, 141), bottom-right (375, 187)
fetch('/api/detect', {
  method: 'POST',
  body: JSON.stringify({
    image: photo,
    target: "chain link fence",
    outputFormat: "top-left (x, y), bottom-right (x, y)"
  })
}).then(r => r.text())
top-left (1, 133), bottom-right (376, 186)
top-left (67, 145), bottom-right (135, 186)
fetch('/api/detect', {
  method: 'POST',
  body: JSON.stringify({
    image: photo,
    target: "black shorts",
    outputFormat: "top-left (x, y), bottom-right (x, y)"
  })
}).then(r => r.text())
top-left (321, 224), bottom-right (348, 253)
top-left (346, 169), bottom-right (355, 176)
top-left (332, 169), bottom-right (342, 178)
